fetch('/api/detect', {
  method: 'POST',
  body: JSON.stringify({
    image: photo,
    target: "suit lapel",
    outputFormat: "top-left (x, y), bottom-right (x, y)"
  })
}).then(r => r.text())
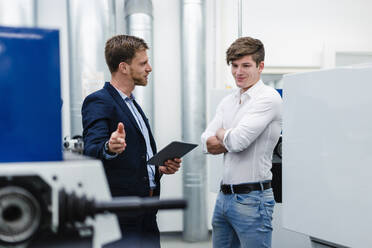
top-left (104, 82), bottom-right (143, 137)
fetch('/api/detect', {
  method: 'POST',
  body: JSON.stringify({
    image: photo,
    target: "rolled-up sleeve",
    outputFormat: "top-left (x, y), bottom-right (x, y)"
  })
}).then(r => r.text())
top-left (223, 96), bottom-right (281, 153)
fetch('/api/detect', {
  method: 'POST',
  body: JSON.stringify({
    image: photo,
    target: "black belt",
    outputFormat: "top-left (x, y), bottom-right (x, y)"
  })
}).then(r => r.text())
top-left (220, 182), bottom-right (271, 194)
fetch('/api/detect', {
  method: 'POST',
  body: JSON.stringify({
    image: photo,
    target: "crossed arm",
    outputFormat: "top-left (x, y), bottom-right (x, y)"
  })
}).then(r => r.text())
top-left (202, 94), bottom-right (281, 155)
top-left (206, 133), bottom-right (227, 154)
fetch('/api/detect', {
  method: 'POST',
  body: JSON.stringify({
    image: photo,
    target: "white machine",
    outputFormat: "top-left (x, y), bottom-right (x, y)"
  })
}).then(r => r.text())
top-left (0, 152), bottom-right (186, 248)
top-left (282, 64), bottom-right (372, 248)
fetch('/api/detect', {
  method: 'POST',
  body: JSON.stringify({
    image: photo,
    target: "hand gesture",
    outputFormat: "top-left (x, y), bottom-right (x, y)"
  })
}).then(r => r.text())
top-left (108, 122), bottom-right (126, 154)
top-left (159, 158), bottom-right (181, 175)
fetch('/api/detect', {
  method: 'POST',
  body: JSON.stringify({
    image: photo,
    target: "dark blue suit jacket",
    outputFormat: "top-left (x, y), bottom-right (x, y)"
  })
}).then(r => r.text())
top-left (82, 82), bottom-right (161, 198)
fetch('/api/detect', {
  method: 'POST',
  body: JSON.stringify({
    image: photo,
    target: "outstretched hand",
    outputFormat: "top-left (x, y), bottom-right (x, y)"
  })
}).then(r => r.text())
top-left (108, 122), bottom-right (126, 154)
top-left (159, 158), bottom-right (181, 175)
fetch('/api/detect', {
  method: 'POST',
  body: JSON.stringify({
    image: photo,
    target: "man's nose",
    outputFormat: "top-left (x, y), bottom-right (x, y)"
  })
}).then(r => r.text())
top-left (146, 63), bottom-right (152, 72)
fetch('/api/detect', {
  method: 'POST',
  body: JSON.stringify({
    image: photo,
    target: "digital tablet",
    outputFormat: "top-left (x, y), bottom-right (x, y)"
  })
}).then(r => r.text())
top-left (147, 141), bottom-right (198, 166)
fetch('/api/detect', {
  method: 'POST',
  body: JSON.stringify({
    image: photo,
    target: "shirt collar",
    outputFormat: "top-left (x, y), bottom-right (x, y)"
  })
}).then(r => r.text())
top-left (112, 85), bottom-right (135, 102)
top-left (233, 79), bottom-right (264, 100)
top-left (124, 94), bottom-right (136, 102)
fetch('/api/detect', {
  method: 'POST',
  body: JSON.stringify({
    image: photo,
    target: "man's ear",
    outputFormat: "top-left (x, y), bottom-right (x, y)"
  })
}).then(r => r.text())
top-left (118, 62), bottom-right (129, 74)
top-left (258, 61), bottom-right (264, 73)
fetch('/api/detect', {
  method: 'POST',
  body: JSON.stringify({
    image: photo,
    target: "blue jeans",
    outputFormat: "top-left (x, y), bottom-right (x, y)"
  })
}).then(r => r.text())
top-left (212, 187), bottom-right (275, 248)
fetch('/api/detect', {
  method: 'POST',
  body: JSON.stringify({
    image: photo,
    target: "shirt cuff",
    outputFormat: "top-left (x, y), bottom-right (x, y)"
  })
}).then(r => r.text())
top-left (103, 146), bottom-right (118, 160)
top-left (201, 135), bottom-right (211, 154)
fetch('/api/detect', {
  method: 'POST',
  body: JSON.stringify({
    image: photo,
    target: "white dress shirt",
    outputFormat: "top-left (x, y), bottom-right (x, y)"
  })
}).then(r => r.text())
top-left (201, 80), bottom-right (282, 184)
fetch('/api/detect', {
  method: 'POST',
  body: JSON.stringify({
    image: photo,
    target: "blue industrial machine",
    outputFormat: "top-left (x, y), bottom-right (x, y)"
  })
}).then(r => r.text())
top-left (0, 26), bottom-right (62, 162)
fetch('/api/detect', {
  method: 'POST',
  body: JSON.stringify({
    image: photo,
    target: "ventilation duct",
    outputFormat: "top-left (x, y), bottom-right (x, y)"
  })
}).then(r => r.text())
top-left (124, 0), bottom-right (154, 128)
top-left (181, 0), bottom-right (208, 242)
top-left (67, 0), bottom-right (116, 136)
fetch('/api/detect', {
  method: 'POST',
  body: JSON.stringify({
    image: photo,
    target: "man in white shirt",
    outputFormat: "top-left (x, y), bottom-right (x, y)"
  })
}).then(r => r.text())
top-left (201, 37), bottom-right (282, 247)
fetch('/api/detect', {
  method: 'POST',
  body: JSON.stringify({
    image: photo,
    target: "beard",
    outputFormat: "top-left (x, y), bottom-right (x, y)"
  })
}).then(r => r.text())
top-left (134, 78), bottom-right (147, 86)
top-left (131, 72), bottom-right (148, 86)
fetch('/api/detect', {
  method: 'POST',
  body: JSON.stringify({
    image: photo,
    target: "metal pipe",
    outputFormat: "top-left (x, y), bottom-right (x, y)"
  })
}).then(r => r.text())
top-left (125, 0), bottom-right (154, 128)
top-left (33, 0), bottom-right (38, 26)
top-left (67, 0), bottom-right (116, 136)
top-left (181, 0), bottom-right (208, 241)
top-left (238, 0), bottom-right (242, 37)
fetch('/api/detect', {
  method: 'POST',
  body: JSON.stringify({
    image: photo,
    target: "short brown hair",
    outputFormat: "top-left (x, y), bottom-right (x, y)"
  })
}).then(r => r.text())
top-left (105, 35), bottom-right (148, 73)
top-left (226, 37), bottom-right (264, 67)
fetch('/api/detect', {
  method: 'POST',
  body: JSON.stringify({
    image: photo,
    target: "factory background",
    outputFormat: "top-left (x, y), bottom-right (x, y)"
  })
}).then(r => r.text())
top-left (1, 0), bottom-right (372, 247)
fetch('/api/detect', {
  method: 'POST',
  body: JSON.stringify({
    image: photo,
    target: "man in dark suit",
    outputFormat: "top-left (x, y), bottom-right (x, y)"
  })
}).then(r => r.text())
top-left (82, 35), bottom-right (181, 247)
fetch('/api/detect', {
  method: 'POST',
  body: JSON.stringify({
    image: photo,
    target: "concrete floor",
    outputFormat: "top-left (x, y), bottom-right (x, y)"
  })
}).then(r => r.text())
top-left (160, 232), bottom-right (212, 248)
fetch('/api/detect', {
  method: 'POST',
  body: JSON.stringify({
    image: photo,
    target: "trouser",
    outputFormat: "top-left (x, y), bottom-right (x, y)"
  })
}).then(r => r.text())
top-left (107, 212), bottom-right (160, 248)
top-left (212, 187), bottom-right (275, 248)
